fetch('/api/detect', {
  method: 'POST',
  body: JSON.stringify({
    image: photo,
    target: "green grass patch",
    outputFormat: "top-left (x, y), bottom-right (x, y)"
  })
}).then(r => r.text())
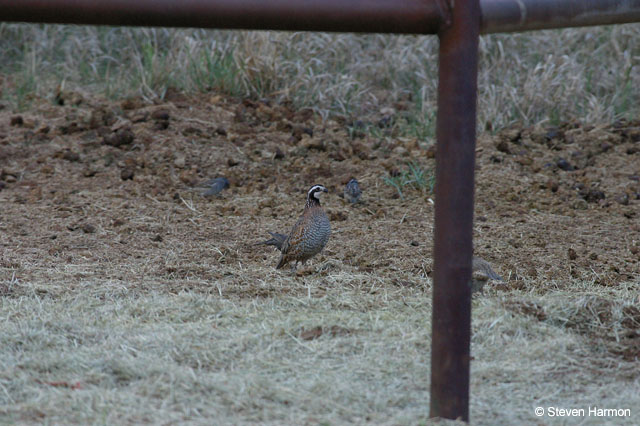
top-left (383, 162), bottom-right (435, 199)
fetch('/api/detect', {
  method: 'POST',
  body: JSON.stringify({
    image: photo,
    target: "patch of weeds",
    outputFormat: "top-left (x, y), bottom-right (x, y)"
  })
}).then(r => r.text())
top-left (188, 50), bottom-right (243, 95)
top-left (138, 41), bottom-right (176, 96)
top-left (344, 108), bottom-right (436, 142)
top-left (614, 64), bottom-right (635, 119)
top-left (6, 72), bottom-right (37, 111)
top-left (383, 161), bottom-right (435, 199)
top-left (548, 107), bottom-right (563, 127)
top-left (346, 119), bottom-right (375, 139)
top-left (403, 112), bottom-right (435, 140)
top-left (333, 82), bottom-right (362, 118)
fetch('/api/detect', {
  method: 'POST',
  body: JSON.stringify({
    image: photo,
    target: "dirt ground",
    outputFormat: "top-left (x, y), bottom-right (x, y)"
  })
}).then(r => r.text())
top-left (1, 90), bottom-right (639, 378)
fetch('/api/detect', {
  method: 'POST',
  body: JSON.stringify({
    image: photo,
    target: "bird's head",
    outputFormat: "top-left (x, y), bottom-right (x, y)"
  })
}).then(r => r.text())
top-left (307, 184), bottom-right (328, 207)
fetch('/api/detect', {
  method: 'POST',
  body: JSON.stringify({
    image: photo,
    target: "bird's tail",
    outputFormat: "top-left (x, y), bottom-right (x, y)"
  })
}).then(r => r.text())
top-left (256, 232), bottom-right (287, 251)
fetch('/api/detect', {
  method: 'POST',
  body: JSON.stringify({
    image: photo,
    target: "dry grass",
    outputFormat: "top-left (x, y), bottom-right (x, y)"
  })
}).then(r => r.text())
top-left (1, 24), bottom-right (639, 133)
top-left (2, 273), bottom-right (638, 424)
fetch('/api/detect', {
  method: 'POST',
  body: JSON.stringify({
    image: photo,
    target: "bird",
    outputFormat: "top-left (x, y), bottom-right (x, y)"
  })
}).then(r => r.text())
top-left (343, 178), bottom-right (362, 204)
top-left (471, 256), bottom-right (504, 293)
top-left (195, 177), bottom-right (229, 197)
top-left (259, 184), bottom-right (331, 270)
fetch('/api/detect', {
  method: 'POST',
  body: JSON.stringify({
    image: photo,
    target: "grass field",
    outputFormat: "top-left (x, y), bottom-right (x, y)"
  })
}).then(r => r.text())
top-left (1, 23), bottom-right (639, 425)
top-left (1, 24), bottom-right (639, 132)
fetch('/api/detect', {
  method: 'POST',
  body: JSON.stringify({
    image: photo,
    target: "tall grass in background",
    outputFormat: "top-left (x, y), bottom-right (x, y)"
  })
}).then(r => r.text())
top-left (0, 24), bottom-right (638, 133)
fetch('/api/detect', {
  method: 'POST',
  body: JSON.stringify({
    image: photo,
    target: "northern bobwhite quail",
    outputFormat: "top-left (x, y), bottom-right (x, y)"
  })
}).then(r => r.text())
top-left (471, 256), bottom-right (503, 293)
top-left (344, 178), bottom-right (362, 204)
top-left (260, 184), bottom-right (331, 270)
top-left (472, 257), bottom-right (503, 281)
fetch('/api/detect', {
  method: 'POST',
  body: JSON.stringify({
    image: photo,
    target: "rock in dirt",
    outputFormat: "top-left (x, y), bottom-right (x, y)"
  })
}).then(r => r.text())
top-left (572, 199), bottom-right (588, 210)
top-left (104, 129), bottom-right (135, 148)
top-left (58, 122), bottom-right (85, 135)
top-left (546, 180), bottom-right (559, 192)
top-left (83, 166), bottom-right (98, 178)
top-left (328, 210), bottom-right (348, 221)
top-left (426, 145), bottom-right (437, 159)
top-left (615, 193), bottom-right (630, 206)
top-left (545, 128), bottom-right (563, 141)
top-left (496, 140), bottom-right (511, 154)
top-left (600, 142), bottom-right (613, 153)
top-left (626, 146), bottom-right (640, 155)
top-left (10, 115), bottom-right (24, 126)
top-left (301, 137), bottom-right (325, 151)
top-left (61, 150), bottom-right (80, 162)
top-left (121, 97), bottom-right (145, 110)
top-left (89, 108), bottom-right (117, 129)
top-left (151, 109), bottom-right (170, 130)
top-left (579, 188), bottom-right (605, 203)
top-left (179, 168), bottom-right (199, 186)
top-left (556, 158), bottom-right (574, 171)
top-left (151, 109), bottom-right (170, 121)
top-left (174, 154), bottom-right (186, 169)
top-left (55, 89), bottom-right (84, 106)
top-left (274, 147), bottom-right (285, 160)
top-left (120, 167), bottom-right (135, 180)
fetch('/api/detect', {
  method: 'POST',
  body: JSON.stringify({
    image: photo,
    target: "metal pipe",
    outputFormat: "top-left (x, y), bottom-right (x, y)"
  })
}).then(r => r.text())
top-left (481, 0), bottom-right (640, 33)
top-left (429, 0), bottom-right (479, 422)
top-left (0, 0), bottom-right (448, 34)
top-left (2, 0), bottom-right (640, 34)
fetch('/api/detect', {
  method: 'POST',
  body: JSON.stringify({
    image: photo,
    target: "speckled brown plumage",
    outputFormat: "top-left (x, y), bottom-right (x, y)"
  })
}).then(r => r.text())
top-left (471, 256), bottom-right (504, 294)
top-left (262, 185), bottom-right (331, 270)
top-left (472, 257), bottom-right (503, 281)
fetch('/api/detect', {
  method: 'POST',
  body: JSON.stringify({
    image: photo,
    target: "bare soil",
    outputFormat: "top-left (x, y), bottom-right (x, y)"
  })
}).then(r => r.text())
top-left (1, 91), bottom-right (639, 357)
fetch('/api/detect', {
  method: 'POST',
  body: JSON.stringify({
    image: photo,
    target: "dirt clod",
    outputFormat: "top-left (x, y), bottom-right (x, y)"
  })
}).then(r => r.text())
top-left (151, 109), bottom-right (170, 121)
top-left (10, 115), bottom-right (24, 126)
top-left (104, 129), bottom-right (135, 147)
top-left (120, 167), bottom-right (135, 180)
top-left (556, 158), bottom-right (574, 171)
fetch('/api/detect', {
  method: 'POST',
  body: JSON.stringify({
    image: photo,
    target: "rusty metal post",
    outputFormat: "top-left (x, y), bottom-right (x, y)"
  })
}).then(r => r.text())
top-left (429, 0), bottom-right (480, 422)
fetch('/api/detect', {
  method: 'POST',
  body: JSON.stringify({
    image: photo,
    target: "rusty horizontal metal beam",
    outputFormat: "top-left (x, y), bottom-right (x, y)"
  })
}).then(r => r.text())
top-left (2, 0), bottom-right (640, 34)
top-left (481, 0), bottom-right (640, 33)
top-left (0, 0), bottom-right (449, 34)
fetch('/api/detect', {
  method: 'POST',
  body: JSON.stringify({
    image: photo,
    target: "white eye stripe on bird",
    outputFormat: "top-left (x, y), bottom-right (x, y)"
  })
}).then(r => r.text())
top-left (309, 185), bottom-right (327, 196)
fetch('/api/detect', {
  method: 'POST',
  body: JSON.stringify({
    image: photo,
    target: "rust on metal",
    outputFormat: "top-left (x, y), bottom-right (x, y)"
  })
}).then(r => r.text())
top-left (0, 0), bottom-right (447, 34)
top-left (429, 0), bottom-right (480, 421)
top-left (481, 0), bottom-right (640, 33)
